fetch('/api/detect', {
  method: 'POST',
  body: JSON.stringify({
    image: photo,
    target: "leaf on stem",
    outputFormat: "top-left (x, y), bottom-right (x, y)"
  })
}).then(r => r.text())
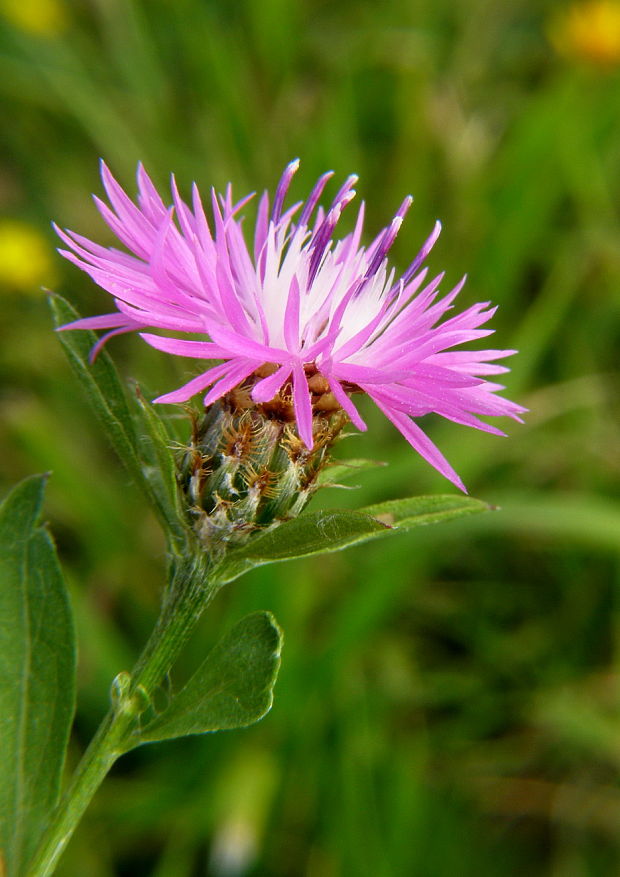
top-left (316, 457), bottom-right (387, 487)
top-left (50, 295), bottom-right (189, 547)
top-left (135, 611), bottom-right (283, 744)
top-left (133, 386), bottom-right (187, 548)
top-left (49, 295), bottom-right (143, 482)
top-left (0, 475), bottom-right (76, 876)
top-left (217, 494), bottom-right (490, 583)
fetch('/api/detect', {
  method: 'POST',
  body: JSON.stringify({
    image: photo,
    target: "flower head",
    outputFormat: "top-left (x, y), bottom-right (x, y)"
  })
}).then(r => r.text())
top-left (549, 0), bottom-right (620, 66)
top-left (0, 0), bottom-right (67, 37)
top-left (0, 219), bottom-right (56, 292)
top-left (55, 160), bottom-right (524, 492)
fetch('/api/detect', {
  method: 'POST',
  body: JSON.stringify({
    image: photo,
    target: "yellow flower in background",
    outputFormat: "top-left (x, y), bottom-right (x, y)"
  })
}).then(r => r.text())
top-left (550, 0), bottom-right (620, 66)
top-left (0, 0), bottom-right (67, 37)
top-left (0, 219), bottom-right (56, 292)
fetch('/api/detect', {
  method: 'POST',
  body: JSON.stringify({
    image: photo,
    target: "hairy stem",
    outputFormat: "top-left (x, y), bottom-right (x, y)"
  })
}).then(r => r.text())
top-left (26, 551), bottom-right (218, 877)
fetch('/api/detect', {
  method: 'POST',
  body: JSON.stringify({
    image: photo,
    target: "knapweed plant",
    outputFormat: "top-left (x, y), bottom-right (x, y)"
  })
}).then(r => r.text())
top-left (0, 161), bottom-right (524, 877)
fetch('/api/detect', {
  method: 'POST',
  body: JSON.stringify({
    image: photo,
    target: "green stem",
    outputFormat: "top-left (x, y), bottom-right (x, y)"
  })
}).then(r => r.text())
top-left (26, 551), bottom-right (219, 877)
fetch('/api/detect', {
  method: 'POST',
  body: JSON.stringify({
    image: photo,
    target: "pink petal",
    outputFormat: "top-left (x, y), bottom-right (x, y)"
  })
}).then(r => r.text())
top-left (283, 275), bottom-right (301, 353)
top-left (203, 360), bottom-right (260, 406)
top-left (251, 364), bottom-right (292, 403)
top-left (372, 394), bottom-right (467, 492)
top-left (139, 334), bottom-right (229, 359)
top-left (292, 364), bottom-right (314, 449)
top-left (327, 378), bottom-right (367, 431)
top-left (153, 362), bottom-right (235, 404)
top-left (206, 323), bottom-right (287, 361)
top-left (88, 326), bottom-right (137, 362)
top-left (58, 312), bottom-right (139, 331)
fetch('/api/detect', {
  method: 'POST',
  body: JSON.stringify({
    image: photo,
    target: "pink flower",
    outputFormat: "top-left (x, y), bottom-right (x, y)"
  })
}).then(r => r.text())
top-left (55, 160), bottom-right (525, 491)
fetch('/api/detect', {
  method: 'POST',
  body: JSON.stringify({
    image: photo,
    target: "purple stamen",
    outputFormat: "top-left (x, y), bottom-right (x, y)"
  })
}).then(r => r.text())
top-left (393, 220), bottom-right (441, 292)
top-left (271, 158), bottom-right (300, 224)
top-left (364, 195), bottom-right (413, 279)
top-left (298, 170), bottom-right (334, 226)
top-left (308, 190), bottom-right (356, 284)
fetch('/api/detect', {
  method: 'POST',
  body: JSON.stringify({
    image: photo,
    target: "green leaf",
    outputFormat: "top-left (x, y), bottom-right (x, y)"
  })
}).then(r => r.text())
top-left (0, 476), bottom-right (76, 877)
top-left (136, 612), bottom-right (283, 744)
top-left (50, 294), bottom-right (143, 484)
top-left (360, 494), bottom-right (490, 527)
top-left (50, 295), bottom-right (190, 546)
top-left (133, 386), bottom-right (187, 549)
top-left (217, 494), bottom-right (489, 584)
top-left (316, 457), bottom-right (387, 487)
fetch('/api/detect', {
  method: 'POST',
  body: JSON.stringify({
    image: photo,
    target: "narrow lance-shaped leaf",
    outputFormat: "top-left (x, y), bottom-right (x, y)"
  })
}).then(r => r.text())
top-left (133, 386), bottom-right (188, 549)
top-left (50, 294), bottom-right (143, 482)
top-left (217, 494), bottom-right (490, 584)
top-left (0, 476), bottom-right (76, 877)
top-left (134, 612), bottom-right (283, 744)
top-left (50, 295), bottom-right (189, 546)
top-left (316, 457), bottom-right (388, 487)
top-left (360, 494), bottom-right (491, 526)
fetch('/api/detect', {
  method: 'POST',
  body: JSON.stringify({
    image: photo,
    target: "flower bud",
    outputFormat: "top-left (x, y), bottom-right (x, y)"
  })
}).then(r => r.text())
top-left (177, 372), bottom-right (348, 551)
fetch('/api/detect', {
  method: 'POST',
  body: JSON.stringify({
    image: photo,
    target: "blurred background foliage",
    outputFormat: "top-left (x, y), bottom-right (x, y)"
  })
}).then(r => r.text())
top-left (1, 0), bottom-right (620, 874)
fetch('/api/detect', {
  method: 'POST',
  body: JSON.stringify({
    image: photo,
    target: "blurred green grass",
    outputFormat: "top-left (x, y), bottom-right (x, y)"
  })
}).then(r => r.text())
top-left (1, 0), bottom-right (620, 874)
